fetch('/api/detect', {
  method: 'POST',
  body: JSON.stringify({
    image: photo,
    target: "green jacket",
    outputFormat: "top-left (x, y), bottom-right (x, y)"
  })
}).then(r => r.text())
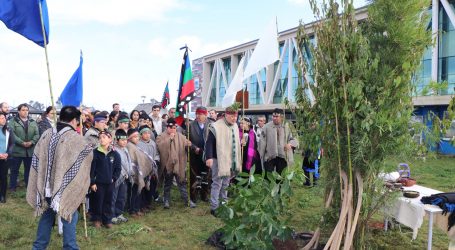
top-left (9, 117), bottom-right (40, 157)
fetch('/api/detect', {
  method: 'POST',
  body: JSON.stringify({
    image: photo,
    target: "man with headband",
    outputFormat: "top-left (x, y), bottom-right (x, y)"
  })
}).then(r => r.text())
top-left (205, 105), bottom-right (241, 216)
top-left (188, 106), bottom-right (212, 204)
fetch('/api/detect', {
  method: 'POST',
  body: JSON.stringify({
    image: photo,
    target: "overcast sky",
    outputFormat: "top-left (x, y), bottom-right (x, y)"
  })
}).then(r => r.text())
top-left (0, 0), bottom-right (367, 112)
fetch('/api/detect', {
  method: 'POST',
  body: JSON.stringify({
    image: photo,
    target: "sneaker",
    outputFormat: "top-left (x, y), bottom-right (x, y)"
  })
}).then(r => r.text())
top-left (154, 195), bottom-right (161, 202)
top-left (111, 217), bottom-right (120, 224)
top-left (210, 209), bottom-right (217, 217)
top-left (189, 200), bottom-right (196, 208)
top-left (164, 201), bottom-right (170, 209)
top-left (118, 214), bottom-right (128, 223)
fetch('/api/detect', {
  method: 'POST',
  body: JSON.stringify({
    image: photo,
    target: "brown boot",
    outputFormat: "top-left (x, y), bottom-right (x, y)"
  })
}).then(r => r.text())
top-left (93, 221), bottom-right (102, 229)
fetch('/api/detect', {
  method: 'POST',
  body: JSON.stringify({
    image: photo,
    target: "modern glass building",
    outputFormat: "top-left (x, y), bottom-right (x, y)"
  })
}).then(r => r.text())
top-left (194, 1), bottom-right (455, 116)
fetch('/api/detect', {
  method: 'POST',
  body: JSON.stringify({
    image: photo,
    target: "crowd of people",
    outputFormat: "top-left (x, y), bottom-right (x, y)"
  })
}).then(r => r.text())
top-left (0, 101), bottom-right (321, 249)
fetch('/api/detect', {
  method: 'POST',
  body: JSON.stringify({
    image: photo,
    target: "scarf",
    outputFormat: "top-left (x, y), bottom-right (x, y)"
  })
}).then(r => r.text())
top-left (239, 128), bottom-right (256, 171)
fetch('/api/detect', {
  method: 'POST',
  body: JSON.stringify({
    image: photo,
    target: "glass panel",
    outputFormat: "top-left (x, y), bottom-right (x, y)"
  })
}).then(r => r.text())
top-left (209, 62), bottom-right (216, 106)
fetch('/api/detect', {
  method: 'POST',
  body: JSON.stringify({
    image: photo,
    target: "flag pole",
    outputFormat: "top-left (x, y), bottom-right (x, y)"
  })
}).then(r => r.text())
top-left (38, 0), bottom-right (56, 125)
top-left (78, 105), bottom-right (88, 238)
top-left (186, 106), bottom-right (191, 206)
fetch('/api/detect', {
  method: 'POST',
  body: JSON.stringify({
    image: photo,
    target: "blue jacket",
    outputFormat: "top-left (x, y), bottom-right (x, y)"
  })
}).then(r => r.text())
top-left (90, 147), bottom-right (121, 185)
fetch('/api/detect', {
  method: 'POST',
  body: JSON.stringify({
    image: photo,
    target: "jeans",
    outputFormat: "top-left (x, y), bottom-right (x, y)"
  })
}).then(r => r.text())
top-left (210, 159), bottom-right (230, 211)
top-left (111, 180), bottom-right (127, 217)
top-left (32, 204), bottom-right (79, 250)
top-left (9, 156), bottom-right (32, 189)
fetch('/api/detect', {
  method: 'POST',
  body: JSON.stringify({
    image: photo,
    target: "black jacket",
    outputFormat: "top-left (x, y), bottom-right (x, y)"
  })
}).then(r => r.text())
top-left (90, 148), bottom-right (121, 185)
top-left (188, 119), bottom-right (211, 153)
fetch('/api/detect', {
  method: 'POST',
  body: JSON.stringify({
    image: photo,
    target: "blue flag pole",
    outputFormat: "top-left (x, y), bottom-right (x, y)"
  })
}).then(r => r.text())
top-left (38, 0), bottom-right (56, 124)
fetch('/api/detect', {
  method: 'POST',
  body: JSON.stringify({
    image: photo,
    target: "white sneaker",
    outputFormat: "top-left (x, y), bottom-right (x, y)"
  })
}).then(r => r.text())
top-left (118, 214), bottom-right (128, 223)
top-left (111, 217), bottom-right (120, 224)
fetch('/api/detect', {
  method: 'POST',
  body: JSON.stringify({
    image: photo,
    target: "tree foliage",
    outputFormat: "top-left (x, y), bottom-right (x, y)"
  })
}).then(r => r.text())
top-left (295, 0), bottom-right (431, 246)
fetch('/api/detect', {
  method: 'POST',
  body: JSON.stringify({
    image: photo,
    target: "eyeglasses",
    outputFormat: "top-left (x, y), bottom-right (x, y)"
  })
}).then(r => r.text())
top-left (168, 126), bottom-right (177, 129)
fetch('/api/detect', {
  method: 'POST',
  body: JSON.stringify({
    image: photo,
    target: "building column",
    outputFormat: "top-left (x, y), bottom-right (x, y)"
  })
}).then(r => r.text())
top-left (431, 0), bottom-right (439, 82)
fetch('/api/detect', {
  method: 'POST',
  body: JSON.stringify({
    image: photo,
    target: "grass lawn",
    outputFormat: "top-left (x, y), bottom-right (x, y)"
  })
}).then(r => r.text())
top-left (0, 155), bottom-right (453, 249)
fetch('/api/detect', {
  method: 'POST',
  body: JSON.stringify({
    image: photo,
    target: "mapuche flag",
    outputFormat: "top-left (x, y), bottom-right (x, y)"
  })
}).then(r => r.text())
top-left (161, 81), bottom-right (170, 109)
top-left (175, 48), bottom-right (195, 125)
top-left (0, 0), bottom-right (50, 47)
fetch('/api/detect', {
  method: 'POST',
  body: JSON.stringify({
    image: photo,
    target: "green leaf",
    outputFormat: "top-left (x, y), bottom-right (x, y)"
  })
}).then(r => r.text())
top-left (271, 184), bottom-right (279, 197)
top-left (229, 208), bottom-right (234, 219)
top-left (286, 171), bottom-right (294, 180)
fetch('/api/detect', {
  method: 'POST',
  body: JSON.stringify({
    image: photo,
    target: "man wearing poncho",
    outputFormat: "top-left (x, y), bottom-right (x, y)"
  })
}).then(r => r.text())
top-left (156, 118), bottom-right (194, 209)
top-left (27, 106), bottom-right (94, 249)
top-left (205, 105), bottom-right (242, 216)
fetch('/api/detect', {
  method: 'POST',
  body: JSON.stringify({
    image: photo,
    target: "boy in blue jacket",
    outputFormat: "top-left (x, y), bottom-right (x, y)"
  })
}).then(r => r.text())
top-left (90, 130), bottom-right (121, 229)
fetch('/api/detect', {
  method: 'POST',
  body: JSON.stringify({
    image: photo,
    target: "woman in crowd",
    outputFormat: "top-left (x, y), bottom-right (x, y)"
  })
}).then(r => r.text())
top-left (0, 112), bottom-right (14, 203)
top-left (129, 110), bottom-right (140, 129)
top-left (239, 117), bottom-right (262, 175)
top-left (108, 111), bottom-right (119, 132)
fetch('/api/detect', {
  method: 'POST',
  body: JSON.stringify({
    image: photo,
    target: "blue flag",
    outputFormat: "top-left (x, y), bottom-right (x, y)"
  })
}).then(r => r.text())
top-left (0, 0), bottom-right (50, 47)
top-left (60, 53), bottom-right (83, 107)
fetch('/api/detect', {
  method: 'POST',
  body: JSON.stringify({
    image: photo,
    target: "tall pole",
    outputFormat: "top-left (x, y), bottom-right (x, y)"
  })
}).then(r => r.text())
top-left (186, 107), bottom-right (191, 205)
top-left (38, 0), bottom-right (57, 125)
top-left (79, 105), bottom-right (88, 238)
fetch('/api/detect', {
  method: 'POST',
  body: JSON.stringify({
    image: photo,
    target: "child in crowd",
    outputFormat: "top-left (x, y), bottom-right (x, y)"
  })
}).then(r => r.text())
top-left (111, 129), bottom-right (133, 224)
top-left (90, 130), bottom-right (121, 229)
top-left (137, 125), bottom-right (160, 211)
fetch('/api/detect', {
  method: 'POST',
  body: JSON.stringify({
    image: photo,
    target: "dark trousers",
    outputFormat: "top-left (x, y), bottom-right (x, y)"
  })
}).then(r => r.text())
top-left (141, 176), bottom-right (155, 209)
top-left (0, 159), bottom-right (8, 199)
top-left (127, 182), bottom-right (141, 214)
top-left (264, 157), bottom-right (287, 176)
top-left (189, 154), bottom-right (210, 202)
top-left (90, 182), bottom-right (114, 224)
top-left (164, 172), bottom-right (188, 204)
top-left (9, 156), bottom-right (32, 189)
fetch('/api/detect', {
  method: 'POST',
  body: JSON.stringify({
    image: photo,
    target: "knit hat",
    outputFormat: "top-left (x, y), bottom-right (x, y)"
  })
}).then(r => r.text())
top-left (94, 113), bottom-right (107, 122)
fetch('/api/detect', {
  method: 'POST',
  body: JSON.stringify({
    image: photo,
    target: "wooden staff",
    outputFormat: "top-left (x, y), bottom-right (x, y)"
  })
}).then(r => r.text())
top-left (79, 106), bottom-right (88, 238)
top-left (38, 0), bottom-right (57, 125)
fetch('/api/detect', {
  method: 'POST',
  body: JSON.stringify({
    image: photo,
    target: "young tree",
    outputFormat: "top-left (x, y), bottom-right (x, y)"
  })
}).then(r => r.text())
top-left (295, 0), bottom-right (431, 247)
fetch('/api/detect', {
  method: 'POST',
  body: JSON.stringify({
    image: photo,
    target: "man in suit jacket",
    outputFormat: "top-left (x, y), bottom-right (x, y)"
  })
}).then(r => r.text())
top-left (188, 106), bottom-right (212, 203)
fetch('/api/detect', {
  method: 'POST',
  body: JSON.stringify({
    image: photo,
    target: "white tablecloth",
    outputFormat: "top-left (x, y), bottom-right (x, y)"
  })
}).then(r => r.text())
top-left (385, 184), bottom-right (443, 239)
